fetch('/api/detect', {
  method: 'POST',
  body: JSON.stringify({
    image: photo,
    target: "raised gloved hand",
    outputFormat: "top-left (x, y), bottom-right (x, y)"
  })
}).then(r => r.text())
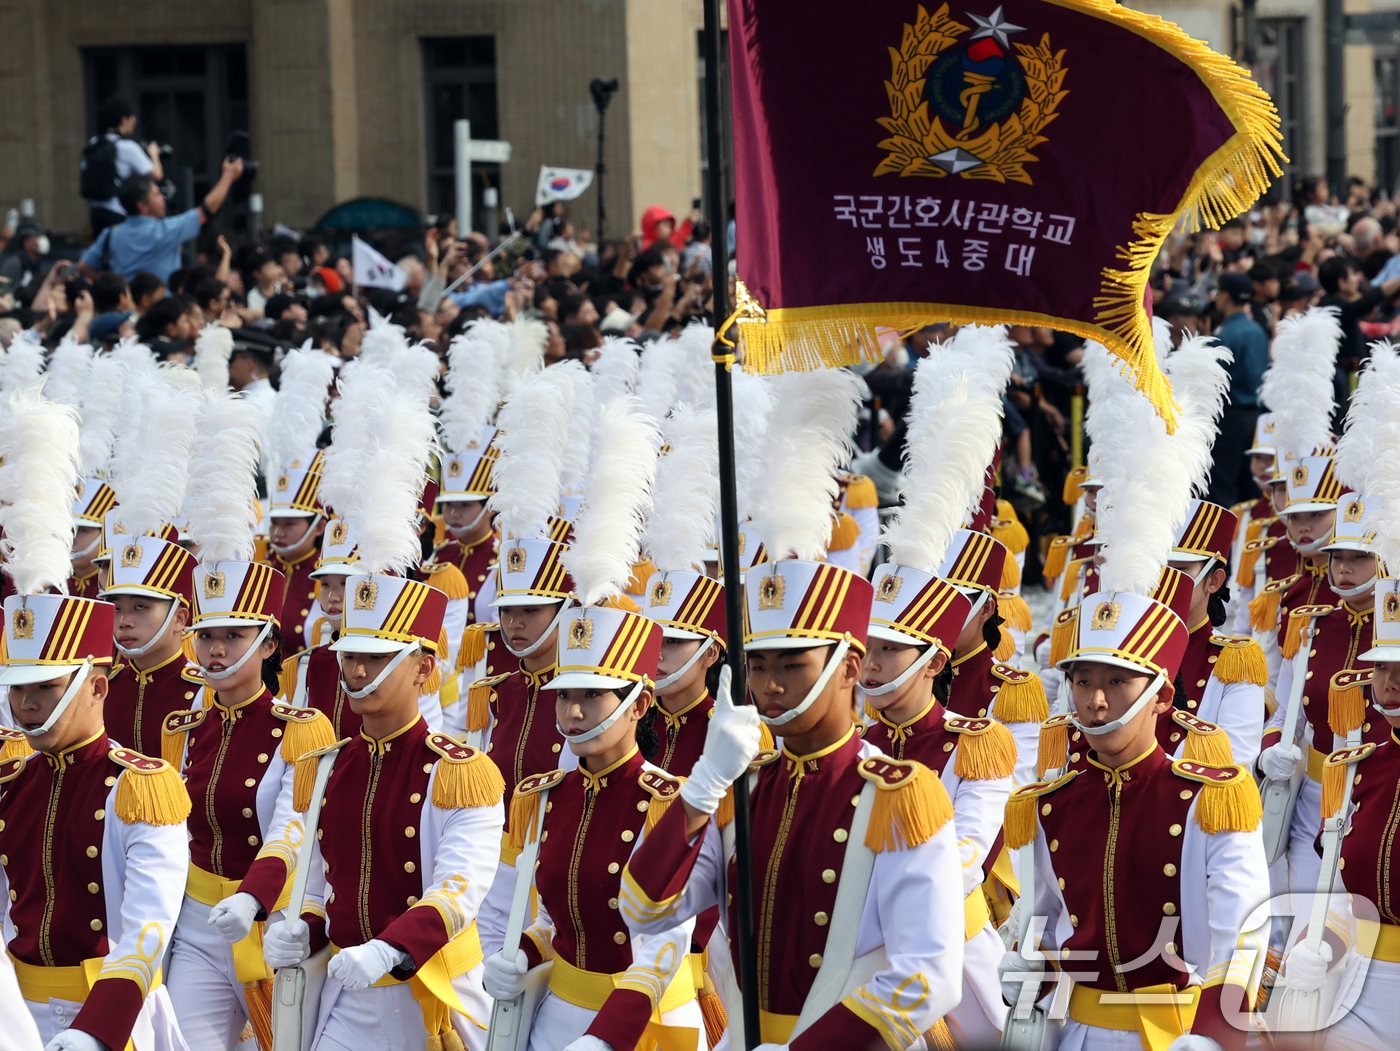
top-left (1165, 1036), bottom-right (1223, 1051)
top-left (998, 948), bottom-right (1044, 1007)
top-left (264, 917), bottom-right (312, 969)
top-left (207, 891), bottom-right (262, 944)
top-left (562, 1038), bottom-right (616, 1051)
top-left (327, 939), bottom-right (411, 990)
top-left (1280, 939), bottom-right (1333, 994)
top-left (43, 1031), bottom-right (105, 1051)
top-left (1259, 742), bottom-right (1303, 782)
top-left (483, 948), bottom-right (530, 1000)
top-left (680, 666), bottom-right (762, 816)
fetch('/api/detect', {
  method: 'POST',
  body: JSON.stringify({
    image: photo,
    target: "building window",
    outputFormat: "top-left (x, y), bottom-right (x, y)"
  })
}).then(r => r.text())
top-left (422, 36), bottom-right (499, 230)
top-left (1255, 19), bottom-right (1305, 195)
top-left (84, 45), bottom-right (250, 228)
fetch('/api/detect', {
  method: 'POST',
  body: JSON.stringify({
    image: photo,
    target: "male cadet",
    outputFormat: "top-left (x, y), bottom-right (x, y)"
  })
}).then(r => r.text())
top-left (428, 428), bottom-right (500, 623)
top-left (262, 449), bottom-right (326, 658)
top-left (69, 479), bottom-right (118, 599)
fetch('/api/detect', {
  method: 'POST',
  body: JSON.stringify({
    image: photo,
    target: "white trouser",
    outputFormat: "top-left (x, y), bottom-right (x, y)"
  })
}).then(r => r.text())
top-left (526, 990), bottom-right (703, 1051)
top-left (25, 986), bottom-right (188, 1051)
top-left (166, 894), bottom-right (251, 1050)
top-left (311, 962), bottom-right (490, 1051)
top-left (1, 952), bottom-right (41, 1051)
top-left (477, 860), bottom-right (517, 960)
top-left (946, 924), bottom-right (1005, 1046)
top-left (1286, 775), bottom-right (1324, 896)
top-left (1057, 1020), bottom-right (1163, 1051)
top-left (1321, 957), bottom-right (1400, 1051)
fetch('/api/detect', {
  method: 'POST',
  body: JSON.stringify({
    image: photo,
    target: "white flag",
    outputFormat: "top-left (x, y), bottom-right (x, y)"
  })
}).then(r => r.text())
top-left (351, 236), bottom-right (407, 291)
top-left (535, 166), bottom-right (594, 207)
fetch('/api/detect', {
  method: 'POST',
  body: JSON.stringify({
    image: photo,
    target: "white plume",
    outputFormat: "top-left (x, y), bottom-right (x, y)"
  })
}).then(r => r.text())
top-left (42, 334), bottom-right (94, 406)
top-left (488, 369), bottom-right (573, 539)
top-left (1338, 340), bottom-right (1400, 494)
top-left (0, 386), bottom-right (81, 596)
top-left (551, 360), bottom-right (595, 493)
top-left (731, 366), bottom-right (774, 519)
top-left (673, 322), bottom-right (716, 409)
top-left (465, 319), bottom-right (513, 398)
top-left (0, 331), bottom-right (45, 395)
top-left (590, 337), bottom-right (641, 416)
top-left (268, 344), bottom-right (334, 471)
top-left (441, 330), bottom-right (501, 454)
top-left (645, 402), bottom-right (719, 573)
top-left (882, 325), bottom-right (1014, 571)
top-left (358, 309), bottom-right (407, 366)
top-left (192, 326), bottom-right (234, 389)
top-left (1259, 307), bottom-right (1341, 459)
top-left (507, 317), bottom-right (547, 376)
top-left (635, 339), bottom-right (684, 420)
top-left (184, 391), bottom-right (265, 564)
top-left (750, 369), bottom-right (862, 562)
top-left (398, 342), bottom-right (444, 405)
top-left (564, 396), bottom-right (660, 605)
top-left (1163, 334), bottom-right (1233, 496)
top-left (107, 369), bottom-right (204, 538)
top-left (77, 355), bottom-right (127, 478)
top-left (320, 360), bottom-right (438, 576)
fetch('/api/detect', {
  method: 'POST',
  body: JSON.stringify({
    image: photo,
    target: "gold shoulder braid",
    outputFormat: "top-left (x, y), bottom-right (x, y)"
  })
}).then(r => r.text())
top-left (1003, 771), bottom-right (1078, 849)
top-left (990, 663), bottom-right (1049, 724)
top-left (1209, 635), bottom-right (1267, 685)
top-left (1172, 761), bottom-right (1262, 834)
top-left (0, 728), bottom-right (33, 763)
top-left (1035, 714), bottom-right (1076, 779)
top-left (421, 560), bottom-right (471, 600)
top-left (1173, 710), bottom-right (1235, 766)
top-left (858, 756), bottom-right (953, 852)
top-left (1322, 743), bottom-right (1376, 819)
top-left (160, 708), bottom-right (205, 769)
top-left (466, 673), bottom-right (510, 733)
top-left (508, 769), bottom-right (565, 851)
top-left (426, 733), bottom-right (505, 809)
top-left (272, 704), bottom-right (336, 764)
top-left (111, 748), bottom-right (192, 826)
top-left (639, 768), bottom-right (685, 834)
top-left (946, 716), bottom-right (1017, 780)
top-left (292, 739), bottom-right (349, 813)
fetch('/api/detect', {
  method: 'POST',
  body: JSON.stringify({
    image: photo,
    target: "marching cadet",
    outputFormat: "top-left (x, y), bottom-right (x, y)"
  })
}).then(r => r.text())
top-left (161, 391), bottom-right (334, 1051)
top-left (261, 448), bottom-right (327, 660)
top-left (1224, 413), bottom-right (1278, 631)
top-left (429, 427), bottom-right (500, 623)
top-left (69, 478), bottom-right (118, 599)
top-left (0, 390), bottom-right (192, 1051)
top-left (260, 572), bottom-right (506, 1050)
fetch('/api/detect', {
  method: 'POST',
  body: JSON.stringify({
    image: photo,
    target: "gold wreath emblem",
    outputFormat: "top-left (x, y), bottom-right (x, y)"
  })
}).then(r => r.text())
top-left (1292, 464), bottom-right (1308, 488)
top-left (876, 573), bottom-right (904, 603)
top-left (204, 572), bottom-right (226, 599)
top-left (1344, 499), bottom-right (1364, 524)
top-left (567, 617), bottom-right (595, 650)
top-left (650, 580), bottom-right (673, 608)
top-left (354, 579), bottom-right (379, 610)
top-left (874, 4), bottom-right (1066, 184)
top-left (11, 608), bottom-right (34, 640)
top-left (505, 546), bottom-right (528, 574)
top-left (120, 543), bottom-right (143, 569)
top-left (1385, 590), bottom-right (1400, 623)
top-left (448, 459), bottom-right (463, 478)
top-left (758, 572), bottom-right (786, 611)
top-left (1091, 601), bottom-right (1121, 631)
top-left (329, 521), bottom-right (349, 546)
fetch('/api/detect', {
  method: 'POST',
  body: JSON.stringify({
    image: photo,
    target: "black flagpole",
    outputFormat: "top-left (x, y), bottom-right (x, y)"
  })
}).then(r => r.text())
top-left (703, 1), bottom-right (760, 1047)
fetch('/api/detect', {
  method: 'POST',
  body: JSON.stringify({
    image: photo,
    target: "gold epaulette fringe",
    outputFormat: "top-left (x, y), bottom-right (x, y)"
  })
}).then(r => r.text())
top-left (1327, 670), bottom-right (1370, 737)
top-left (292, 755), bottom-right (317, 813)
top-left (828, 511), bottom-right (860, 552)
top-left (993, 624), bottom-right (1017, 661)
top-left (1049, 607), bottom-right (1079, 667)
top-left (999, 591), bottom-right (1032, 632)
top-left (716, 784), bottom-right (734, 830)
top-left (1236, 541), bottom-right (1263, 588)
top-left (1000, 556), bottom-right (1021, 591)
top-left (112, 755), bottom-right (192, 826)
top-left (699, 966), bottom-right (728, 1046)
top-left (1035, 715), bottom-right (1073, 778)
top-left (1211, 636), bottom-right (1267, 685)
top-left (422, 561), bottom-right (471, 601)
top-left (993, 501), bottom-right (1029, 553)
top-left (467, 674), bottom-right (508, 733)
top-left (1060, 558), bottom-right (1090, 602)
top-left (1280, 609), bottom-right (1307, 659)
top-left (951, 719), bottom-right (1017, 781)
top-left (990, 666), bottom-right (1048, 724)
top-left (860, 758), bottom-right (953, 852)
top-left (1061, 467), bottom-right (1088, 507)
top-left (180, 632), bottom-right (198, 666)
top-left (1176, 712), bottom-right (1236, 766)
top-left (1321, 743), bottom-right (1375, 819)
top-left (1173, 761), bottom-right (1262, 833)
top-left (277, 709), bottom-right (335, 765)
top-left (1041, 537), bottom-right (1070, 582)
top-left (278, 655), bottom-right (299, 700)
top-left (0, 731), bottom-right (32, 762)
top-left (844, 474), bottom-right (878, 509)
top-left (1248, 584), bottom-right (1285, 634)
top-left (457, 623), bottom-right (490, 671)
top-left (1003, 771), bottom-right (1077, 849)
top-left (508, 789), bottom-right (541, 853)
top-left (432, 748), bottom-right (505, 810)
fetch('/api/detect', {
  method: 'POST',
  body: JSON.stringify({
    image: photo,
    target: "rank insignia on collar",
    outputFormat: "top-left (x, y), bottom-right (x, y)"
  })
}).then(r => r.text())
top-left (11, 608), bottom-right (33, 640)
top-left (1090, 600), bottom-right (1120, 631)
top-left (875, 573), bottom-right (903, 603)
top-left (353, 579), bottom-right (378, 610)
top-left (567, 617), bottom-right (594, 650)
top-left (649, 580), bottom-right (672, 607)
top-left (758, 572), bottom-right (785, 611)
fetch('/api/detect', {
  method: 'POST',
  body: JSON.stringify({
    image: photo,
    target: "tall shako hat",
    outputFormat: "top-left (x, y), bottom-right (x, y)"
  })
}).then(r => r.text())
top-left (266, 345), bottom-right (334, 523)
top-left (437, 428), bottom-right (499, 503)
top-left (1245, 411), bottom-right (1277, 457)
top-left (1258, 307), bottom-right (1341, 482)
top-left (1171, 499), bottom-right (1239, 564)
top-left (0, 389), bottom-right (115, 743)
top-left (93, 508), bottom-right (179, 567)
top-left (1354, 340), bottom-right (1400, 666)
top-left (1278, 455), bottom-right (1346, 515)
top-left (439, 325), bottom-right (508, 507)
top-left (310, 515), bottom-right (362, 578)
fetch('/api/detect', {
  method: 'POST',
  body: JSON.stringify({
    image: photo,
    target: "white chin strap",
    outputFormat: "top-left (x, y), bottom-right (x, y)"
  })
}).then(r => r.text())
top-left (340, 644), bottom-right (423, 699)
top-left (502, 602), bottom-right (571, 658)
top-left (72, 531), bottom-right (102, 559)
top-left (863, 643), bottom-right (943, 698)
top-left (559, 679), bottom-right (646, 744)
top-left (21, 662), bottom-right (94, 738)
top-left (961, 591), bottom-right (990, 631)
top-left (1073, 670), bottom-right (1167, 737)
top-left (654, 637), bottom-right (716, 691)
top-left (760, 638), bottom-right (852, 728)
top-left (270, 515), bottom-right (324, 558)
top-left (1328, 571), bottom-right (1377, 600)
top-left (200, 621), bottom-right (274, 682)
top-left (1373, 699), bottom-right (1400, 717)
top-left (447, 505), bottom-right (490, 537)
top-left (1293, 535), bottom-right (1329, 554)
top-left (114, 599), bottom-right (184, 659)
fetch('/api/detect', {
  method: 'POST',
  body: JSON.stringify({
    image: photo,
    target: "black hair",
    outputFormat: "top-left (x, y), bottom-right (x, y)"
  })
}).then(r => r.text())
top-left (193, 278), bottom-right (228, 311)
top-left (704, 647), bottom-right (728, 698)
top-left (1208, 575), bottom-right (1230, 628)
top-left (932, 656), bottom-right (953, 706)
top-left (91, 270), bottom-right (128, 314)
top-left (981, 599), bottom-right (1005, 652)
top-left (636, 701), bottom-right (661, 760)
top-left (1318, 256), bottom-right (1353, 296)
top-left (118, 173), bottom-right (156, 216)
top-left (129, 270), bottom-right (165, 306)
top-left (98, 97), bottom-right (136, 132)
top-left (260, 624), bottom-right (284, 697)
top-left (135, 296), bottom-right (185, 341)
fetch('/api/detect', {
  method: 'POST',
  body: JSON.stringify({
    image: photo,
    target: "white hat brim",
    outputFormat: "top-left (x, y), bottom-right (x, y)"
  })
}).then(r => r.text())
top-left (309, 564), bottom-right (367, 579)
top-left (1321, 540), bottom-right (1372, 553)
top-left (98, 585), bottom-right (181, 601)
top-left (1168, 551), bottom-right (1210, 563)
top-left (1359, 645), bottom-right (1400, 662)
top-left (436, 493), bottom-right (492, 503)
top-left (193, 616), bottom-right (275, 630)
top-left (329, 636), bottom-right (413, 655)
top-left (1280, 501), bottom-right (1336, 515)
top-left (489, 594), bottom-right (563, 608)
top-left (0, 662), bottom-right (88, 686)
top-left (543, 672), bottom-right (635, 690)
top-left (661, 625), bottom-right (707, 641)
top-left (743, 636), bottom-right (840, 652)
top-left (866, 624), bottom-right (925, 647)
top-left (1245, 446), bottom-right (1275, 456)
top-left (1055, 652), bottom-right (1160, 677)
top-left (269, 510), bottom-right (319, 519)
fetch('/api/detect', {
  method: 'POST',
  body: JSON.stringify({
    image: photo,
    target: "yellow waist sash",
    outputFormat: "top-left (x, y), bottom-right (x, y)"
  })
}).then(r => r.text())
top-left (1360, 920), bottom-right (1400, 962)
top-left (330, 923), bottom-right (485, 1036)
top-left (1068, 982), bottom-right (1200, 1051)
top-left (964, 887), bottom-right (991, 941)
top-left (549, 954), bottom-right (696, 1013)
top-left (9, 953), bottom-right (136, 1051)
top-left (500, 830), bottom-right (522, 867)
top-left (760, 1010), bottom-right (799, 1044)
top-left (187, 863), bottom-right (291, 985)
top-left (1308, 744), bottom-right (1327, 784)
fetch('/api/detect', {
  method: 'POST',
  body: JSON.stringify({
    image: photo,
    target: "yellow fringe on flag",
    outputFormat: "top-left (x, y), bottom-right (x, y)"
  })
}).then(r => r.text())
top-left (1328, 672), bottom-right (1367, 737)
top-left (422, 562), bottom-right (470, 601)
top-left (114, 760), bottom-right (192, 826)
top-left (0, 734), bottom-right (32, 762)
top-left (999, 591), bottom-right (1032, 632)
top-left (1061, 467), bottom-right (1088, 506)
top-left (991, 670), bottom-right (1048, 724)
top-left (1182, 765), bottom-right (1263, 834)
top-left (243, 979), bottom-right (274, 1051)
top-left (953, 720), bottom-right (1017, 780)
top-left (1000, 556), bottom-right (1021, 591)
top-left (1049, 608), bottom-right (1079, 667)
top-left (1004, 791), bottom-right (1040, 850)
top-left (1235, 543), bottom-right (1263, 588)
top-left (1036, 720), bottom-right (1069, 779)
top-left (828, 511), bottom-right (860, 552)
top-left (993, 624), bottom-right (1016, 661)
top-left (1248, 588), bottom-right (1281, 634)
top-left (278, 655), bottom-right (299, 701)
top-left (432, 750), bottom-right (505, 810)
top-left (456, 623), bottom-right (489, 672)
top-left (1321, 759), bottom-right (1347, 821)
top-left (863, 761), bottom-right (953, 852)
top-left (1042, 537), bottom-right (1070, 582)
top-left (1280, 609), bottom-right (1307, 659)
top-left (278, 710), bottom-right (335, 765)
top-left (508, 789), bottom-right (542, 852)
top-left (1213, 637), bottom-right (1267, 685)
top-left (1180, 718), bottom-right (1235, 766)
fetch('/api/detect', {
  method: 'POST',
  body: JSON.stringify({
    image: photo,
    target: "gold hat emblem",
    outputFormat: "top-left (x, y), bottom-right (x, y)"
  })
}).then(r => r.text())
top-left (875, 573), bottom-right (903, 603)
top-left (448, 460), bottom-right (462, 478)
top-left (567, 616), bottom-right (595, 650)
top-left (505, 546), bottom-right (528, 574)
top-left (737, 532), bottom-right (747, 557)
top-left (203, 571), bottom-right (226, 599)
top-left (1091, 601), bottom-right (1121, 631)
top-left (113, 520), bottom-right (129, 535)
top-left (329, 521), bottom-right (348, 546)
top-left (74, 479), bottom-right (85, 499)
top-left (276, 474), bottom-right (290, 493)
top-left (1385, 591), bottom-right (1400, 623)
top-left (120, 543), bottom-right (143, 568)
top-left (11, 608), bottom-right (34, 640)
top-left (1344, 499), bottom-right (1364, 523)
top-left (1292, 464), bottom-right (1308, 488)
top-left (758, 571), bottom-right (786, 611)
top-left (354, 579), bottom-right (379, 610)
top-left (649, 580), bottom-right (673, 607)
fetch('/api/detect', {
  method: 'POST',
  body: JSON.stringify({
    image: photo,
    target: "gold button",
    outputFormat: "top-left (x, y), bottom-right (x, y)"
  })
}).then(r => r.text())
top-left (86, 846), bottom-right (98, 858)
top-left (1186, 700), bottom-right (1197, 709)
top-left (271, 728), bottom-right (282, 738)
top-left (410, 793), bottom-right (422, 804)
top-left (1165, 941), bottom-right (1178, 955)
top-left (1071, 732), bottom-right (1081, 742)
top-left (814, 912), bottom-right (829, 926)
top-left (613, 931), bottom-right (627, 944)
top-left (545, 802), bottom-right (553, 812)
top-left (1180, 790), bottom-right (1192, 800)
top-left (1303, 696), bottom-right (1310, 706)
top-left (1309, 649), bottom-right (1317, 658)
top-left (257, 753), bottom-right (269, 764)
top-left (541, 831), bottom-right (548, 842)
top-left (1339, 857), bottom-right (1346, 869)
top-left (104, 776), bottom-right (116, 787)
top-left (1196, 679), bottom-right (1207, 688)
top-left (1070, 915), bottom-right (1079, 927)
top-left (1049, 839), bottom-right (1059, 852)
top-left (822, 869), bottom-right (836, 883)
top-left (94, 810), bottom-right (104, 820)
top-left (636, 801), bottom-right (649, 812)
top-left (407, 896), bottom-right (419, 905)
top-left (185, 691), bottom-right (195, 700)
top-left (1163, 903), bottom-right (1177, 915)
top-left (87, 882), bottom-right (100, 894)
top-left (1070, 752), bottom-right (1081, 762)
top-left (405, 861), bottom-right (416, 873)
top-left (809, 954), bottom-right (823, 968)
top-left (942, 741), bottom-right (954, 752)
top-left (90, 919), bottom-right (103, 931)
top-left (609, 897), bottom-right (620, 909)
top-left (1168, 823), bottom-right (1182, 836)
top-left (552, 743), bottom-right (562, 753)
top-left (1355, 773), bottom-right (1363, 785)
top-left (622, 830), bottom-right (635, 842)
top-left (1041, 803), bottom-right (1052, 816)
top-left (1058, 877), bottom-right (1066, 889)
top-left (405, 826), bottom-right (416, 838)
top-left (487, 744), bottom-right (494, 752)
top-left (424, 764), bottom-right (434, 772)
top-left (608, 863), bottom-right (620, 874)
top-left (978, 708), bottom-right (987, 717)
top-left (833, 829), bottom-right (848, 843)
top-left (1208, 655), bottom-right (1217, 664)
top-left (245, 778), bottom-right (257, 788)
top-left (1306, 671), bottom-right (1314, 680)
top-left (317, 829), bottom-right (324, 840)
top-left (1164, 863), bottom-right (1177, 876)
top-left (300, 609), bottom-right (310, 617)
top-left (248, 835), bottom-right (259, 846)
top-left (1365, 722), bottom-right (1372, 733)
top-left (1169, 732), bottom-right (1181, 742)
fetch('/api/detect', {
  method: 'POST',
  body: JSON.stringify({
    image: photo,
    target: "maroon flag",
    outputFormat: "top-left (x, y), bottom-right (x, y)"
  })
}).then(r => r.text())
top-left (728, 0), bottom-right (1282, 426)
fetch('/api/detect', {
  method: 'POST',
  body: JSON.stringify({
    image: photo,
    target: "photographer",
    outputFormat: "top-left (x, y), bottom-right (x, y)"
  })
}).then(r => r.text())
top-left (82, 99), bottom-right (164, 237)
top-left (79, 156), bottom-right (244, 283)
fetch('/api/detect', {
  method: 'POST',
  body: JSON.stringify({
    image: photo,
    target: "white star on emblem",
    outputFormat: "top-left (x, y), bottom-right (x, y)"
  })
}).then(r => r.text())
top-left (968, 6), bottom-right (1027, 49)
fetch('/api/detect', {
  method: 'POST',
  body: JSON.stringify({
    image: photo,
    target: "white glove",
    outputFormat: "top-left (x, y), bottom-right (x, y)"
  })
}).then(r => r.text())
top-left (1038, 666), bottom-right (1060, 707)
top-left (1165, 1037), bottom-right (1223, 1051)
top-left (483, 948), bottom-right (530, 1000)
top-left (1260, 742), bottom-right (1304, 782)
top-left (1281, 939), bottom-right (1333, 994)
top-left (753, 1045), bottom-right (789, 1050)
top-left (562, 1039), bottom-right (615, 1051)
top-left (679, 666), bottom-right (762, 815)
top-left (264, 917), bottom-right (312, 969)
top-left (327, 939), bottom-right (411, 990)
top-left (207, 891), bottom-right (262, 944)
top-left (43, 1032), bottom-right (104, 1051)
top-left (999, 948), bottom-right (1044, 1006)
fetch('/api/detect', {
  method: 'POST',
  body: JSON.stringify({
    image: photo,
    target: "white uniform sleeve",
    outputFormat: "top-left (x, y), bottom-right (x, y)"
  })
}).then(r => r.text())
top-left (100, 793), bottom-right (189, 992)
top-left (619, 819), bottom-right (725, 936)
top-left (1212, 679), bottom-right (1265, 772)
top-left (408, 778), bottom-right (507, 941)
top-left (946, 764), bottom-right (1014, 897)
